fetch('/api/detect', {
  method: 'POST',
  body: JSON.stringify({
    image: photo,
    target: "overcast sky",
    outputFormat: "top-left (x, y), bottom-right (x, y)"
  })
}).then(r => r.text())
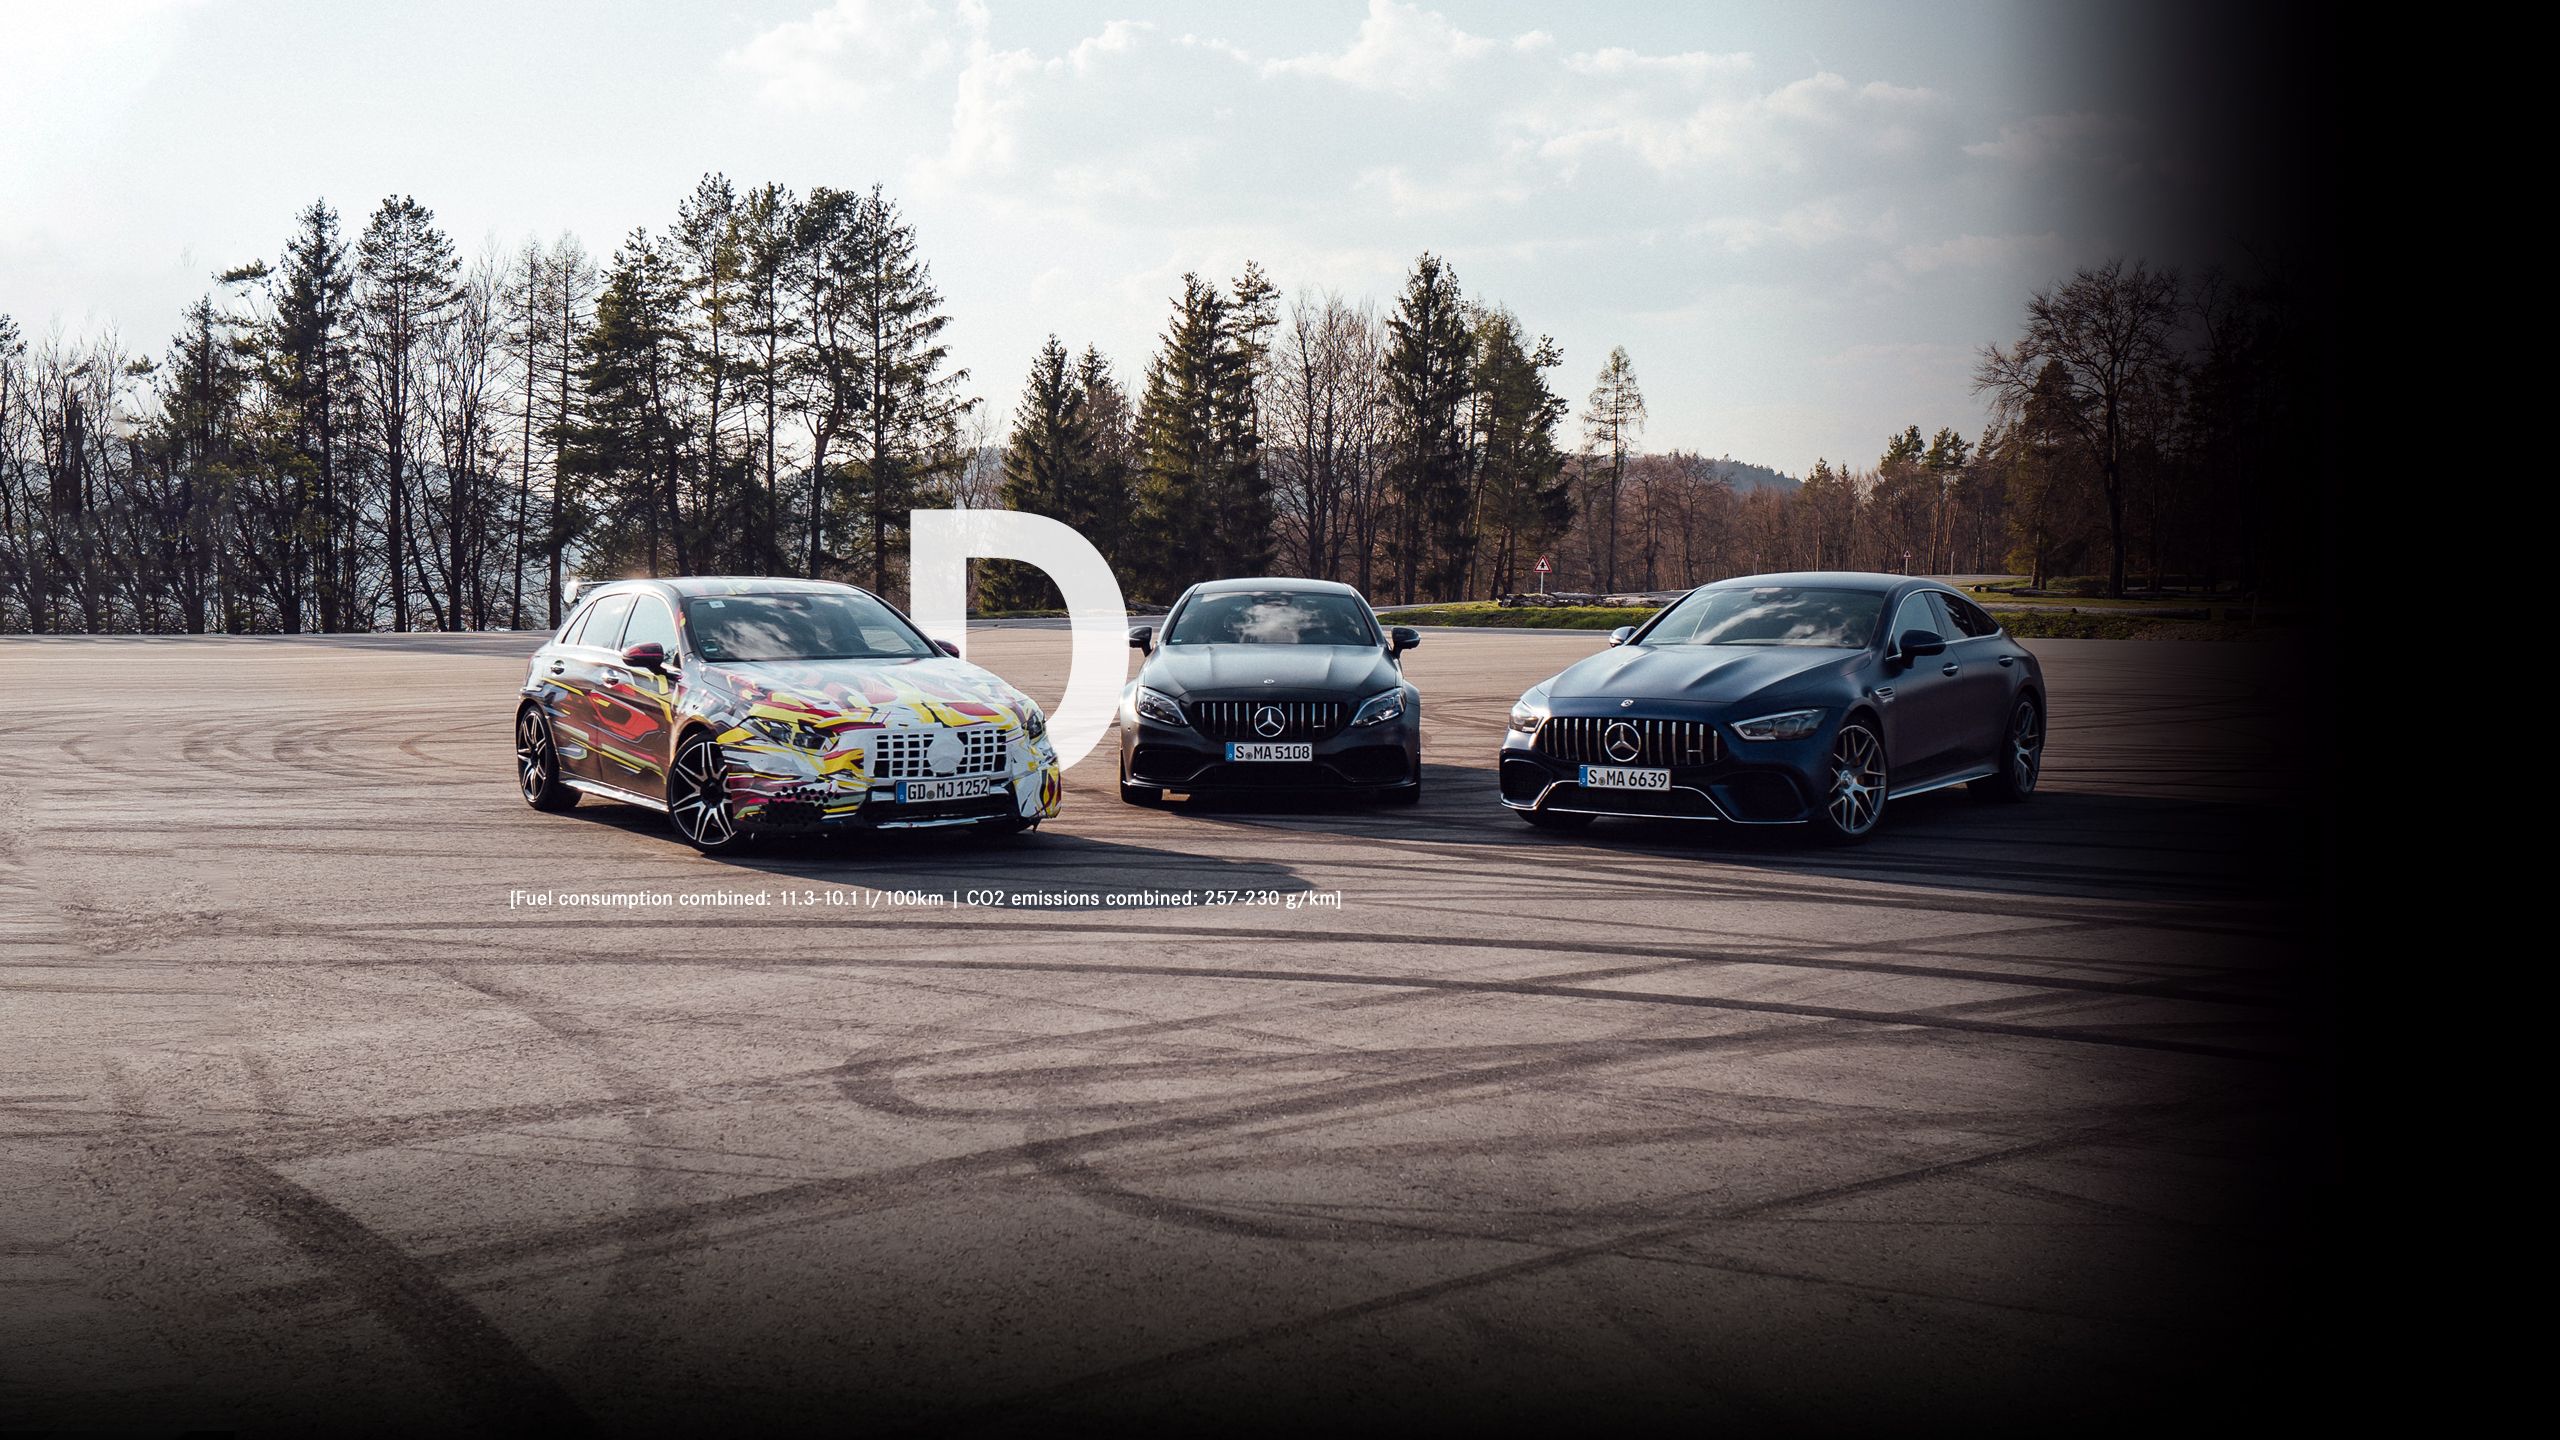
top-left (0, 0), bottom-right (2243, 475)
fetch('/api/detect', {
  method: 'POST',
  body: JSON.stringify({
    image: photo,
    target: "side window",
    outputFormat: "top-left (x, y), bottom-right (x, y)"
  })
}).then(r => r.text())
top-left (1941, 593), bottom-right (2000, 640)
top-left (576, 593), bottom-right (636, 651)
top-left (1890, 592), bottom-right (1950, 640)
top-left (623, 596), bottom-right (679, 655)
top-left (557, 604), bottom-right (594, 647)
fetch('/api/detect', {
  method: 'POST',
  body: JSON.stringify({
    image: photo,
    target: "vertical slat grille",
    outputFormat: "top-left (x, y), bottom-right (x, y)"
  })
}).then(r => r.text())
top-left (868, 726), bottom-right (1008, 779)
top-left (1534, 716), bottom-right (1719, 767)
top-left (1187, 700), bottom-right (1347, 741)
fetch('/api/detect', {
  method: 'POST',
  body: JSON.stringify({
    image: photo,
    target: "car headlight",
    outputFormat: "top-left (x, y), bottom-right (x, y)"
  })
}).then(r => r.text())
top-left (1134, 687), bottom-right (1188, 727)
top-left (1016, 700), bottom-right (1048, 741)
top-left (748, 716), bottom-right (831, 751)
top-left (1507, 685), bottom-right (1551, 734)
top-left (1731, 708), bottom-right (1824, 742)
top-left (1351, 689), bottom-right (1406, 727)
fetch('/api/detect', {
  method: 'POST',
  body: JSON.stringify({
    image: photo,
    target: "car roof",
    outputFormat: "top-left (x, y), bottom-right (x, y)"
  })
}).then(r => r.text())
top-left (1184, 576), bottom-right (1367, 598)
top-left (589, 576), bottom-right (870, 600)
top-left (1698, 571), bottom-right (1923, 596)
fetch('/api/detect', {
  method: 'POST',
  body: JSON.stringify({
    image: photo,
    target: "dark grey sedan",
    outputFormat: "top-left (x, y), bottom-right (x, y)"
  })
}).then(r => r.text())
top-left (1118, 578), bottom-right (1422, 806)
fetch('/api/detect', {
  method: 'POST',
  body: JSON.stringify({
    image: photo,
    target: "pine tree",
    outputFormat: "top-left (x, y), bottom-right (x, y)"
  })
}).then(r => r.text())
top-left (1212, 263), bottom-right (1276, 576)
top-left (565, 230), bottom-right (693, 576)
top-left (1130, 275), bottom-right (1229, 601)
top-left (267, 200), bottom-right (354, 631)
top-left (1381, 254), bottom-right (1471, 603)
top-left (839, 185), bottom-right (969, 599)
top-left (1580, 345), bottom-right (1645, 593)
top-left (673, 173), bottom-right (745, 566)
top-left (1072, 344), bottom-right (1136, 566)
top-left (354, 195), bottom-right (460, 630)
top-left (1467, 307), bottom-right (1571, 597)
top-left (152, 293), bottom-right (256, 632)
top-left (983, 336), bottom-right (1082, 612)
top-left (735, 182), bottom-right (799, 573)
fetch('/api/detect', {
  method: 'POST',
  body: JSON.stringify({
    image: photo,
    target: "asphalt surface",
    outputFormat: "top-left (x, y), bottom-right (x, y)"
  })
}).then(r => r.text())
top-left (0, 626), bottom-right (2330, 1435)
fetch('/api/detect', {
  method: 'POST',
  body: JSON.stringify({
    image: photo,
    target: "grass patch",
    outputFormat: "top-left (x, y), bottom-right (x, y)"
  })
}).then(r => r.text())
top-left (1988, 608), bottom-right (2275, 641)
top-left (1388, 602), bottom-right (1662, 630)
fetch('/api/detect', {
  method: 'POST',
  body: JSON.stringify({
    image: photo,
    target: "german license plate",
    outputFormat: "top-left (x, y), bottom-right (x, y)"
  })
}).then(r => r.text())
top-left (1580, 765), bottom-right (1670, 790)
top-left (1226, 742), bottom-right (1313, 762)
top-left (897, 776), bottom-right (998, 803)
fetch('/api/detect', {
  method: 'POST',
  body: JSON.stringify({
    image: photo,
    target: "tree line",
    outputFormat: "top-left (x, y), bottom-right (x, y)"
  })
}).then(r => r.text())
top-left (1, 181), bottom-right (2318, 634)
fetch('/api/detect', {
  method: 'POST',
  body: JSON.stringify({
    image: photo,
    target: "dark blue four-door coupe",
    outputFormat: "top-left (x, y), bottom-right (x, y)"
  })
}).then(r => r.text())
top-left (1498, 572), bottom-right (2045, 841)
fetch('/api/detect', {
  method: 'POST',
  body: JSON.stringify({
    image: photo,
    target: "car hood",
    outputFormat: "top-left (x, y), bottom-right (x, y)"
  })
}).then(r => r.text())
top-left (1143, 644), bottom-right (1400, 697)
top-left (1543, 644), bottom-right (1856, 709)
top-left (697, 655), bottom-right (1032, 724)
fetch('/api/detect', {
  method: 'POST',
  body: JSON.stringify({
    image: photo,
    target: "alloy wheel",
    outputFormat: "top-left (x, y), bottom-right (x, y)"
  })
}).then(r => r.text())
top-left (516, 709), bottom-right (554, 801)
top-left (2008, 701), bottom-right (2043, 793)
top-left (670, 735), bottom-right (738, 848)
top-left (1827, 725), bottom-right (1887, 835)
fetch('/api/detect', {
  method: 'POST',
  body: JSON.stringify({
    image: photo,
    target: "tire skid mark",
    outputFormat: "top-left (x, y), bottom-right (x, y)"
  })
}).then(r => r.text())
top-left (747, 957), bottom-right (2295, 1061)
top-left (233, 1019), bottom-right (1899, 1310)
top-left (223, 916), bottom-right (2303, 1011)
top-left (432, 966), bottom-right (699, 1401)
top-left (881, 1093), bottom-right (2251, 1436)
top-left (210, 1153), bottom-right (594, 1436)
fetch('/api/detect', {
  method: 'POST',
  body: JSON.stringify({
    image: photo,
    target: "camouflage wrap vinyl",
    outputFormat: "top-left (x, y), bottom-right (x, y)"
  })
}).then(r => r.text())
top-left (692, 656), bottom-right (1063, 829)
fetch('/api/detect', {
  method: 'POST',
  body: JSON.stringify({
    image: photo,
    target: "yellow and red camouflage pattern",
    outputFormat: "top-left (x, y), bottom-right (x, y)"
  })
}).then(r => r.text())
top-left (689, 655), bottom-right (1063, 830)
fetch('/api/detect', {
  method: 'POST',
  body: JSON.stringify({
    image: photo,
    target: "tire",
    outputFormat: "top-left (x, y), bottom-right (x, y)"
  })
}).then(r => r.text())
top-left (668, 730), bottom-right (745, 852)
top-left (1971, 697), bottom-right (2043, 801)
top-left (1118, 754), bottom-right (1162, 807)
top-left (516, 706), bottom-right (578, 812)
top-left (1520, 807), bottom-right (1592, 831)
top-left (1810, 720), bottom-right (1888, 843)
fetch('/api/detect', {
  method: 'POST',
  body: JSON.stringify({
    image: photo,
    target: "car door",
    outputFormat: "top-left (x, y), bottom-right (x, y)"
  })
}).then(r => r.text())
top-left (1934, 591), bottom-right (2018, 769)
top-left (602, 592), bottom-right (682, 788)
top-left (557, 590), bottom-right (634, 784)
top-left (1875, 590), bottom-right (1964, 785)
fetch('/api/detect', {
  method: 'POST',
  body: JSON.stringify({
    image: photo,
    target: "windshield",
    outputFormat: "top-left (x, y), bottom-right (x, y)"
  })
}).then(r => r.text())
top-left (681, 591), bottom-right (934, 663)
top-left (1641, 586), bottom-right (1884, 648)
top-left (1164, 591), bottom-right (1379, 647)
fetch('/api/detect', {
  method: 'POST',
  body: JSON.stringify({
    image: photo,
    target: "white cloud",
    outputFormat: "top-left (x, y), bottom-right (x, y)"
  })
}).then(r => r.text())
top-left (1260, 0), bottom-right (1500, 99)
top-left (1175, 32), bottom-right (1256, 65)
top-left (1563, 46), bottom-right (1752, 83)
top-left (1053, 19), bottom-right (1151, 75)
top-left (724, 0), bottom-right (964, 109)
top-left (1530, 69), bottom-right (1943, 175)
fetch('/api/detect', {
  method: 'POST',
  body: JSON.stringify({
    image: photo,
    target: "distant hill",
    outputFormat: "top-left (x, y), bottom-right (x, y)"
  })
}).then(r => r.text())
top-left (1699, 456), bottom-right (1800, 494)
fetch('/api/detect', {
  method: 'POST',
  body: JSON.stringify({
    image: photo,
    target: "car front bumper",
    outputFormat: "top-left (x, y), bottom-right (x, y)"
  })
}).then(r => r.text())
top-left (1121, 707), bottom-right (1420, 792)
top-left (1497, 714), bottom-right (1833, 824)
top-left (719, 724), bottom-right (1063, 833)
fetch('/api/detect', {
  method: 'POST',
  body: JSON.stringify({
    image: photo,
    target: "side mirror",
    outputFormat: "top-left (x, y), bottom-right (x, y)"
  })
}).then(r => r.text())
top-left (620, 642), bottom-right (668, 672)
top-left (1606, 626), bottom-right (1636, 647)
top-left (1129, 625), bottom-right (1154, 654)
top-left (1389, 626), bottom-right (1420, 655)
top-left (1893, 629), bottom-right (1947, 665)
top-left (933, 638), bottom-right (961, 657)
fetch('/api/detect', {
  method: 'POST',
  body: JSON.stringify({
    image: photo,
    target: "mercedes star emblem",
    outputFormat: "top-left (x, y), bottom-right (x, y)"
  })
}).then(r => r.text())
top-left (1604, 721), bottom-right (1642, 763)
top-left (926, 731), bottom-right (964, 774)
top-left (1254, 705), bottom-right (1287, 738)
